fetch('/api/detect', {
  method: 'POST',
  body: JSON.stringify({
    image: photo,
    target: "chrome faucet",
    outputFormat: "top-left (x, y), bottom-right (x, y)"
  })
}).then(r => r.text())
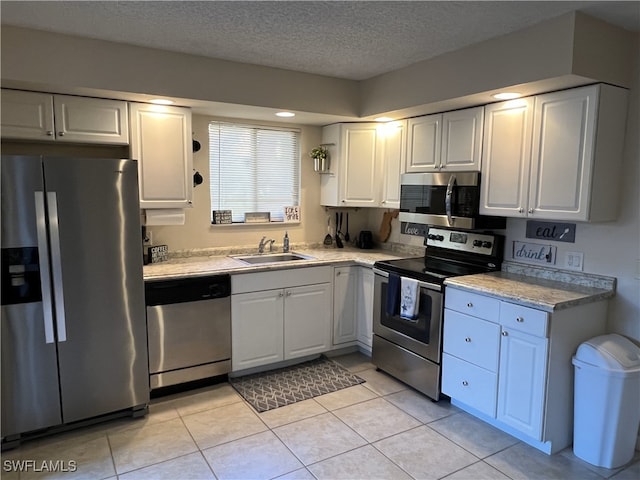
top-left (258, 236), bottom-right (276, 253)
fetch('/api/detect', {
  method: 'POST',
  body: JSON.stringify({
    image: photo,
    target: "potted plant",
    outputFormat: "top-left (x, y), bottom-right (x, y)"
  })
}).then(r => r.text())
top-left (310, 145), bottom-right (329, 172)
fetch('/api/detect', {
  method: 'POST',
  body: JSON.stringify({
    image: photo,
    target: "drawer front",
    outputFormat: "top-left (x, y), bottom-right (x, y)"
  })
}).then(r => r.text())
top-left (232, 266), bottom-right (332, 294)
top-left (442, 353), bottom-right (497, 417)
top-left (445, 287), bottom-right (500, 320)
top-left (499, 302), bottom-right (548, 337)
top-left (443, 309), bottom-right (500, 371)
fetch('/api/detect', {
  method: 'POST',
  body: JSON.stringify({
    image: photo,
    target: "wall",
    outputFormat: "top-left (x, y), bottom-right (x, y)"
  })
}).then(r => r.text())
top-left (2, 13), bottom-right (633, 122)
top-left (359, 12), bottom-right (634, 118)
top-left (150, 114), bottom-right (370, 251)
top-left (0, 26), bottom-right (359, 117)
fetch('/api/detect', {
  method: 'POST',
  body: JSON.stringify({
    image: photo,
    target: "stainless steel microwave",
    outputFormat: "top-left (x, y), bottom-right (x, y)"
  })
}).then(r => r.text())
top-left (398, 172), bottom-right (505, 230)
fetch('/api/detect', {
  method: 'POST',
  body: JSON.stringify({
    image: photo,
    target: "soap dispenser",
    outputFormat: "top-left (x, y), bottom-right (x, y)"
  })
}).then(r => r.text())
top-left (283, 231), bottom-right (290, 253)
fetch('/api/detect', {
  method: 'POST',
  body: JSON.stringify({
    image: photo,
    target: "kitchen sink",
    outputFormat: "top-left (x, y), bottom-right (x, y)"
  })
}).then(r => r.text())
top-left (232, 252), bottom-right (314, 265)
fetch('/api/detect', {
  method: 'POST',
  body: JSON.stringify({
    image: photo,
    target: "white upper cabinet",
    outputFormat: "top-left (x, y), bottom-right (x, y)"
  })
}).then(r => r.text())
top-left (129, 103), bottom-right (193, 209)
top-left (379, 120), bottom-right (407, 208)
top-left (481, 84), bottom-right (628, 222)
top-left (529, 85), bottom-right (627, 221)
top-left (441, 107), bottom-right (484, 170)
top-left (480, 97), bottom-right (535, 217)
top-left (406, 106), bottom-right (483, 173)
top-left (1, 89), bottom-right (129, 144)
top-left (405, 114), bottom-right (441, 172)
top-left (320, 121), bottom-right (406, 207)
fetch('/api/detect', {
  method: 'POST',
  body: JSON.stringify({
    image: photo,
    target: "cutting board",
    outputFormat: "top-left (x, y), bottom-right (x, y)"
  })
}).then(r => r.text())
top-left (379, 210), bottom-right (399, 242)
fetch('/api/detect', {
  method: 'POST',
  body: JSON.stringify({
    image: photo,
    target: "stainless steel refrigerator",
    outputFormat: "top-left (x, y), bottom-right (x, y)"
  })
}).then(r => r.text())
top-left (1, 155), bottom-right (149, 444)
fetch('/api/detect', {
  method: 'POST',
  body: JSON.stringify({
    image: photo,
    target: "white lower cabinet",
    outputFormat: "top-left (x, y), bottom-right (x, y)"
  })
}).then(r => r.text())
top-left (442, 285), bottom-right (607, 454)
top-left (332, 266), bottom-right (375, 352)
top-left (231, 289), bottom-right (285, 370)
top-left (356, 267), bottom-right (374, 350)
top-left (333, 266), bottom-right (359, 345)
top-left (284, 283), bottom-right (332, 359)
top-left (497, 327), bottom-right (548, 440)
top-left (231, 267), bottom-right (332, 372)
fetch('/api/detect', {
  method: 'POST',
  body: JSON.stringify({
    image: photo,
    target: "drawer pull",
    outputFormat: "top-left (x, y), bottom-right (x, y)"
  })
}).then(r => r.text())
top-left (502, 331), bottom-right (508, 336)
top-left (465, 337), bottom-right (471, 343)
top-left (516, 316), bottom-right (524, 323)
top-left (467, 302), bottom-right (473, 308)
top-left (462, 381), bottom-right (469, 386)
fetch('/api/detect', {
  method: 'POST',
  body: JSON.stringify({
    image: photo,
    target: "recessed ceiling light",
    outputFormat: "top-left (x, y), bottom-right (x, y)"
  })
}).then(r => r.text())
top-left (276, 111), bottom-right (295, 118)
top-left (375, 117), bottom-right (394, 122)
top-left (150, 98), bottom-right (174, 105)
top-left (492, 92), bottom-right (522, 100)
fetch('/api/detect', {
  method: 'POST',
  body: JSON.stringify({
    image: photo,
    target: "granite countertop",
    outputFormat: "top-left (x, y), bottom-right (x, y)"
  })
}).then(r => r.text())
top-left (444, 269), bottom-right (616, 312)
top-left (143, 246), bottom-right (406, 281)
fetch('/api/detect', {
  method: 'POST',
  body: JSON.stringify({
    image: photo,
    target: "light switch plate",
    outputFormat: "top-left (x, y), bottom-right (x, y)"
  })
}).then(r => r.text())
top-left (565, 251), bottom-right (584, 271)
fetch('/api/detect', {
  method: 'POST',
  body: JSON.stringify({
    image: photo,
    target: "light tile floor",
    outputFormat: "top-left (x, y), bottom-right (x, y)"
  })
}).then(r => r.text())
top-left (2, 352), bottom-right (639, 480)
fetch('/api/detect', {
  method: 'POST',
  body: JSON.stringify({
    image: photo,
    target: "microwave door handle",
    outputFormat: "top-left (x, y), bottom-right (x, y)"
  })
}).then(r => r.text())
top-left (445, 174), bottom-right (456, 226)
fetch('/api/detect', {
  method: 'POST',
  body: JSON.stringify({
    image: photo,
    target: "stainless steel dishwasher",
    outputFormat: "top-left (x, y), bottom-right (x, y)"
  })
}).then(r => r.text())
top-left (145, 274), bottom-right (231, 390)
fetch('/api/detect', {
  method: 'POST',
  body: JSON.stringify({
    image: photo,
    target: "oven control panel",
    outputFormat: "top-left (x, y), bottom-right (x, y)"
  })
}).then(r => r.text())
top-left (425, 227), bottom-right (498, 255)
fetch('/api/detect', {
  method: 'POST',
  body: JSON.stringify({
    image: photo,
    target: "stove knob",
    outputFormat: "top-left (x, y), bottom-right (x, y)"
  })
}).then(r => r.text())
top-left (473, 240), bottom-right (482, 247)
top-left (437, 235), bottom-right (444, 241)
top-left (427, 234), bottom-right (436, 240)
top-left (482, 241), bottom-right (493, 248)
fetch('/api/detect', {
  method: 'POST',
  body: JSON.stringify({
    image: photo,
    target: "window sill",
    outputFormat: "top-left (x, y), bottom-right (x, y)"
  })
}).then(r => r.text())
top-left (210, 221), bottom-right (301, 227)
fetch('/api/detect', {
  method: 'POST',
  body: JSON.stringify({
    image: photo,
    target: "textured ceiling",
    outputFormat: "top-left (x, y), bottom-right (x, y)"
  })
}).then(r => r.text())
top-left (1, 1), bottom-right (639, 81)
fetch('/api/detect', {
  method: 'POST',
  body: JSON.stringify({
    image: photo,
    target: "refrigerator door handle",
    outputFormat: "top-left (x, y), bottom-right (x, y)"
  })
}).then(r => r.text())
top-left (35, 192), bottom-right (56, 344)
top-left (47, 192), bottom-right (67, 343)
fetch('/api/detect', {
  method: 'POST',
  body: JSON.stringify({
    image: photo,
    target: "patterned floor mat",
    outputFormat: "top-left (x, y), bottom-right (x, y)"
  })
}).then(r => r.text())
top-left (229, 356), bottom-right (365, 412)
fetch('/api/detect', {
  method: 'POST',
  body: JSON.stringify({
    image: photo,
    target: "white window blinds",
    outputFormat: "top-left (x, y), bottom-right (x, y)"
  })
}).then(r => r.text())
top-left (209, 122), bottom-right (300, 223)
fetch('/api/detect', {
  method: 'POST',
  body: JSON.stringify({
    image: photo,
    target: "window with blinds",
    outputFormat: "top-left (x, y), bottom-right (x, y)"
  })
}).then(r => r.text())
top-left (209, 122), bottom-right (300, 223)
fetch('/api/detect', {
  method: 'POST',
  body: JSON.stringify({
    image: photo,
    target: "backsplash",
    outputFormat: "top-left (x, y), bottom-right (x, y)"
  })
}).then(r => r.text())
top-left (502, 261), bottom-right (617, 291)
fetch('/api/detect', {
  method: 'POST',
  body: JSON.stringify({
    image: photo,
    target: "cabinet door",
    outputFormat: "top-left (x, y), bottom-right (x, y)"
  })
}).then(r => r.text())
top-left (480, 98), bottom-right (534, 217)
top-left (231, 290), bottom-right (284, 371)
top-left (405, 114), bottom-right (441, 172)
top-left (284, 283), bottom-right (332, 359)
top-left (53, 95), bottom-right (129, 144)
top-left (357, 267), bottom-right (374, 349)
top-left (441, 107), bottom-right (484, 171)
top-left (497, 328), bottom-right (548, 440)
top-left (341, 124), bottom-right (380, 207)
top-left (380, 120), bottom-right (407, 208)
top-left (528, 87), bottom-right (597, 221)
top-left (1, 89), bottom-right (54, 140)
top-left (130, 103), bottom-right (193, 209)
top-left (333, 267), bottom-right (358, 345)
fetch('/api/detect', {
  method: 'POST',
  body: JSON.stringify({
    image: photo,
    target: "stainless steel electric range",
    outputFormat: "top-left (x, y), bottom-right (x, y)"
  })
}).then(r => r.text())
top-left (372, 226), bottom-right (504, 401)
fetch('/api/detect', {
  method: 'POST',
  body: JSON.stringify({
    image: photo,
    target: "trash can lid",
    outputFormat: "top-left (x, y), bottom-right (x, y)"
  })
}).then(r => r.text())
top-left (575, 334), bottom-right (640, 370)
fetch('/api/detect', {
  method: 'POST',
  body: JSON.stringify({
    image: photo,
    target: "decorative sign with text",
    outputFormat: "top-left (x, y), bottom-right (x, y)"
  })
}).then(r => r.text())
top-left (400, 222), bottom-right (428, 238)
top-left (284, 206), bottom-right (300, 223)
top-left (512, 241), bottom-right (557, 265)
top-left (526, 221), bottom-right (575, 243)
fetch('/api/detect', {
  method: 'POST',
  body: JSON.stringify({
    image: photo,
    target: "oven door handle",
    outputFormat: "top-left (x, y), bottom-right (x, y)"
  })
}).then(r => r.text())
top-left (373, 268), bottom-right (442, 292)
top-left (445, 174), bottom-right (456, 226)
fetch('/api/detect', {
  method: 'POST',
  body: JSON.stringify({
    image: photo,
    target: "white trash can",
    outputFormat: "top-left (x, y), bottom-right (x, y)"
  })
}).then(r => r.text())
top-left (572, 333), bottom-right (640, 469)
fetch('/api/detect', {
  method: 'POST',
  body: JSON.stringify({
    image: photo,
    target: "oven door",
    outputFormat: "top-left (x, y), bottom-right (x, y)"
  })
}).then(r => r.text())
top-left (373, 269), bottom-right (442, 363)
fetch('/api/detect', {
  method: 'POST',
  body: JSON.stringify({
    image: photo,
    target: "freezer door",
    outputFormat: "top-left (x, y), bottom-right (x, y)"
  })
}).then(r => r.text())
top-left (1, 155), bottom-right (62, 438)
top-left (1, 303), bottom-right (62, 437)
top-left (42, 157), bottom-right (149, 423)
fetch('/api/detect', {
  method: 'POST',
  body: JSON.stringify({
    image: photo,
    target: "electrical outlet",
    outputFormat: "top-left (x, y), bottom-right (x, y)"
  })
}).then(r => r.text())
top-left (565, 251), bottom-right (584, 271)
top-left (144, 230), bottom-right (153, 245)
